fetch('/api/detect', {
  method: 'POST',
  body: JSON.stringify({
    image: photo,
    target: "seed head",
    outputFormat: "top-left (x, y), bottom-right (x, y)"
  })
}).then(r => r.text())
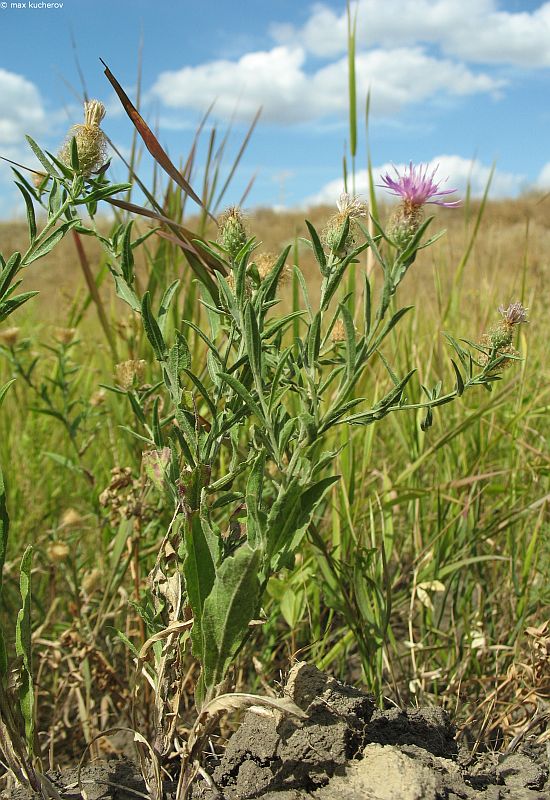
top-left (0, 327), bottom-right (20, 347)
top-left (82, 568), bottom-right (102, 596)
top-left (115, 359), bottom-right (146, 390)
top-left (89, 388), bottom-right (106, 407)
top-left (47, 541), bottom-right (70, 563)
top-left (53, 327), bottom-right (77, 345)
top-left (217, 207), bottom-right (248, 261)
top-left (61, 508), bottom-right (83, 528)
top-left (331, 319), bottom-right (346, 343)
top-left (322, 193), bottom-right (367, 258)
top-left (59, 99), bottom-right (108, 177)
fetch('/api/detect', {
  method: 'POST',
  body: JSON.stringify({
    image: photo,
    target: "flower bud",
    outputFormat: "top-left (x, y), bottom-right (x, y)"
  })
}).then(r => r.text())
top-left (59, 99), bottom-right (107, 177)
top-left (387, 204), bottom-right (424, 249)
top-left (217, 207), bottom-right (248, 261)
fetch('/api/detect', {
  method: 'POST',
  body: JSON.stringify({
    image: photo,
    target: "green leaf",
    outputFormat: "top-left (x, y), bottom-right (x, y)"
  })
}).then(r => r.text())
top-left (113, 275), bottom-right (141, 312)
top-left (158, 279), bottom-right (180, 336)
top-left (168, 332), bottom-right (191, 382)
top-left (0, 252), bottom-right (22, 300)
top-left (201, 544), bottom-right (260, 699)
top-left (244, 303), bottom-right (262, 385)
top-left (183, 510), bottom-right (218, 661)
top-left (15, 182), bottom-right (37, 243)
top-left (25, 135), bottom-right (59, 176)
top-left (15, 546), bottom-right (34, 756)
top-left (306, 312), bottom-right (321, 369)
top-left (339, 303), bottom-right (356, 382)
top-left (70, 136), bottom-right (80, 172)
top-left (120, 221), bottom-right (134, 284)
top-left (0, 291), bottom-right (39, 322)
top-left (73, 182), bottom-right (132, 205)
top-left (451, 359), bottom-right (465, 396)
top-left (0, 379), bottom-right (15, 410)
top-left (305, 221), bottom-right (328, 276)
top-left (183, 368), bottom-right (217, 419)
top-left (141, 291), bottom-right (167, 361)
top-left (217, 371), bottom-right (266, 426)
top-left (25, 220), bottom-right (79, 265)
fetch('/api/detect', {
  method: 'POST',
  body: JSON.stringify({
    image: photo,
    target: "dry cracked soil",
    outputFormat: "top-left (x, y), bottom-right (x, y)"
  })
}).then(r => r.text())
top-left (7, 663), bottom-right (549, 800)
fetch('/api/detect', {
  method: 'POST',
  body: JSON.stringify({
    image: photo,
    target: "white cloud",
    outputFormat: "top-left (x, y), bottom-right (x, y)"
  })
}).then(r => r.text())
top-left (0, 69), bottom-right (47, 147)
top-left (150, 45), bottom-right (502, 125)
top-left (272, 1), bottom-right (550, 68)
top-left (304, 156), bottom-right (526, 207)
top-left (535, 162), bottom-right (550, 189)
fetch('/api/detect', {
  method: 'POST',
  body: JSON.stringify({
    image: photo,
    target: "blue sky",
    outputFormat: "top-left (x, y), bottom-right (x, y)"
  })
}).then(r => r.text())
top-left (1, 0), bottom-right (549, 217)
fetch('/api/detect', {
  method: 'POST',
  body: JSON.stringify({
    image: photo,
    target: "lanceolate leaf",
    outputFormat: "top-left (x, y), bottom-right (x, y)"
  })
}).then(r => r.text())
top-left (201, 545), bottom-right (260, 700)
top-left (141, 291), bottom-right (167, 361)
top-left (183, 512), bottom-right (217, 662)
top-left (15, 546), bottom-right (34, 755)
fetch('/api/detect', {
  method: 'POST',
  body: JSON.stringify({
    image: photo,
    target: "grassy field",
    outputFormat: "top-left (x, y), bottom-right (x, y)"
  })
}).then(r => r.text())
top-left (0, 192), bottom-right (548, 770)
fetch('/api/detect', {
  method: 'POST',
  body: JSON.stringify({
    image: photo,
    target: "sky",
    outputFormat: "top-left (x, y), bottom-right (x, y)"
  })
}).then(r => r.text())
top-left (0, 0), bottom-right (549, 218)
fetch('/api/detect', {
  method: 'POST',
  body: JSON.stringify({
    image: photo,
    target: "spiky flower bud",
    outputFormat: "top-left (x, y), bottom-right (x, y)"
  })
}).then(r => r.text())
top-left (387, 204), bottom-right (424, 249)
top-left (479, 301), bottom-right (528, 373)
top-left (322, 192), bottom-right (367, 258)
top-left (217, 207), bottom-right (248, 261)
top-left (59, 99), bottom-right (107, 177)
top-left (0, 326), bottom-right (20, 347)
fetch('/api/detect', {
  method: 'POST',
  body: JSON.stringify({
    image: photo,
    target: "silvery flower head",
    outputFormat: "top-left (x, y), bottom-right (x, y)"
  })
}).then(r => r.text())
top-left (336, 192), bottom-right (368, 219)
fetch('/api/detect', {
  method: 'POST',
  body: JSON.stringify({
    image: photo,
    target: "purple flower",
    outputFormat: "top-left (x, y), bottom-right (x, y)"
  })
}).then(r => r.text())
top-left (498, 302), bottom-right (528, 325)
top-left (379, 162), bottom-right (460, 208)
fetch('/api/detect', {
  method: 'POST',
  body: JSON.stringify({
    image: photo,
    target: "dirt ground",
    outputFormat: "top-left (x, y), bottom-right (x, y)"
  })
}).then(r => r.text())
top-left (8, 663), bottom-right (549, 799)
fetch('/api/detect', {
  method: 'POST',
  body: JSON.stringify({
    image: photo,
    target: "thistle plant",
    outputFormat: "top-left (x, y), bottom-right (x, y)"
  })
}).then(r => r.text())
top-left (0, 87), bottom-right (529, 797)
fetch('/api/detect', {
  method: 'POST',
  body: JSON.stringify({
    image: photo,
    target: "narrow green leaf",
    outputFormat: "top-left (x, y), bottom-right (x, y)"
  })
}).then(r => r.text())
top-left (141, 291), bottom-right (167, 361)
top-left (307, 312), bottom-right (322, 369)
top-left (217, 371), bottom-right (266, 425)
top-left (339, 303), bottom-right (356, 381)
top-left (25, 135), bottom-right (59, 176)
top-left (305, 220), bottom-right (328, 275)
top-left (25, 220), bottom-right (79, 264)
top-left (0, 291), bottom-right (39, 322)
top-left (451, 359), bottom-right (465, 396)
top-left (120, 221), bottom-right (134, 284)
top-left (15, 546), bottom-right (34, 755)
top-left (0, 252), bottom-right (22, 300)
top-left (158, 279), bottom-right (180, 336)
top-left (244, 303), bottom-right (262, 386)
top-left (15, 182), bottom-right (37, 243)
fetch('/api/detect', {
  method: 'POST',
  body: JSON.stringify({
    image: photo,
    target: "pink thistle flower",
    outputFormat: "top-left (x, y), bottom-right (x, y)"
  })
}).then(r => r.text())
top-left (498, 301), bottom-right (528, 326)
top-left (379, 162), bottom-right (460, 209)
